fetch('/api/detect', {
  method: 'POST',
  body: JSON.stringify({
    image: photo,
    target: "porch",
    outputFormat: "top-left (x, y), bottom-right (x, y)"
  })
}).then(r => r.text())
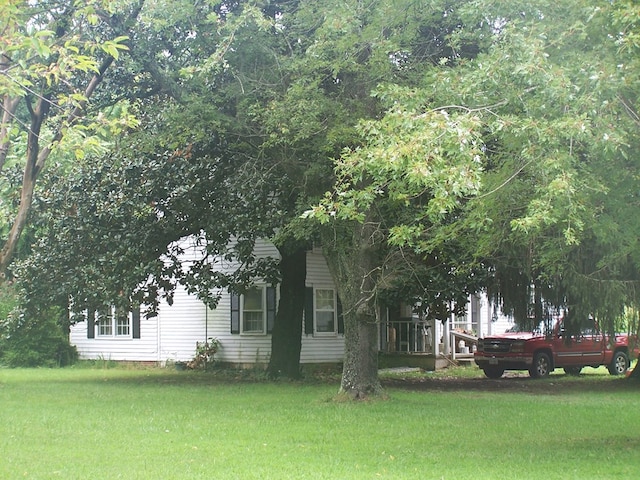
top-left (378, 319), bottom-right (478, 371)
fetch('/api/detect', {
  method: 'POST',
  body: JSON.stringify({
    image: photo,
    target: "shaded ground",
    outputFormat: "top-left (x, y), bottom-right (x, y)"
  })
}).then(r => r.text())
top-left (380, 371), bottom-right (638, 394)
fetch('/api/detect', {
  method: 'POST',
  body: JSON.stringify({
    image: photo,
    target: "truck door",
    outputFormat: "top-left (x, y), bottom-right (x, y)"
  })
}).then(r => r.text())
top-left (579, 323), bottom-right (604, 366)
top-left (552, 323), bottom-right (584, 367)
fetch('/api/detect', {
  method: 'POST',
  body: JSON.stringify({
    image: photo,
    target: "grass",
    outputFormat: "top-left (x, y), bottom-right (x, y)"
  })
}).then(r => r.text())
top-left (0, 365), bottom-right (639, 479)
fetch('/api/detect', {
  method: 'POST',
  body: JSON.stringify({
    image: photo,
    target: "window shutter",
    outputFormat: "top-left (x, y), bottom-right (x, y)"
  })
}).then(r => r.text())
top-left (304, 287), bottom-right (314, 335)
top-left (87, 310), bottom-right (95, 339)
top-left (230, 292), bottom-right (240, 334)
top-left (266, 286), bottom-right (276, 334)
top-left (132, 306), bottom-right (141, 339)
top-left (337, 296), bottom-right (344, 334)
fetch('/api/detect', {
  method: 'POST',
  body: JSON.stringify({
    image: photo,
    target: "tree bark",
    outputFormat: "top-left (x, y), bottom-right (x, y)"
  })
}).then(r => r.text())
top-left (0, 96), bottom-right (20, 173)
top-left (322, 219), bottom-right (384, 399)
top-left (267, 242), bottom-right (307, 379)
top-left (0, 96), bottom-right (49, 274)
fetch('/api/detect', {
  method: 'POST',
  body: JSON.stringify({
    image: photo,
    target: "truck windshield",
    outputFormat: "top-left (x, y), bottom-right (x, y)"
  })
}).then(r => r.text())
top-left (506, 323), bottom-right (544, 334)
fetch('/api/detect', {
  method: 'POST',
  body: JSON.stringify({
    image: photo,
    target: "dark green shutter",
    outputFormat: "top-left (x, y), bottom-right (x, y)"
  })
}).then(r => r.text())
top-left (304, 287), bottom-right (314, 335)
top-left (266, 286), bottom-right (276, 334)
top-left (132, 306), bottom-right (141, 339)
top-left (337, 296), bottom-right (344, 334)
top-left (87, 310), bottom-right (95, 339)
top-left (230, 292), bottom-right (240, 334)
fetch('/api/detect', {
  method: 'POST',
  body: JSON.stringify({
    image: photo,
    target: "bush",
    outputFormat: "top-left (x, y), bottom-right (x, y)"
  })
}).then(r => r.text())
top-left (187, 338), bottom-right (219, 371)
top-left (0, 285), bottom-right (77, 367)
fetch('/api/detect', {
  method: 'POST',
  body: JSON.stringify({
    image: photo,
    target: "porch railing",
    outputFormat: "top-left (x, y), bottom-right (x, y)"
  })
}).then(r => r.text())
top-left (380, 320), bottom-right (433, 354)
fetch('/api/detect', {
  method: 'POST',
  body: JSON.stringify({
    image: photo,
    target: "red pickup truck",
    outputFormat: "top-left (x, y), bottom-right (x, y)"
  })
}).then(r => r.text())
top-left (474, 320), bottom-right (639, 379)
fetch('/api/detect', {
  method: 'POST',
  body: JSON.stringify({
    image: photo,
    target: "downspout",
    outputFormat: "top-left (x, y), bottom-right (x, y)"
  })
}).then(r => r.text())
top-left (157, 310), bottom-right (162, 364)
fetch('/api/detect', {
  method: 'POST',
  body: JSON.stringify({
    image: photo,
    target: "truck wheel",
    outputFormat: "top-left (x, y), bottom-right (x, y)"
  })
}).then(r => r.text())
top-left (482, 367), bottom-right (504, 379)
top-left (563, 366), bottom-right (582, 376)
top-left (607, 351), bottom-right (629, 376)
top-left (529, 352), bottom-right (551, 378)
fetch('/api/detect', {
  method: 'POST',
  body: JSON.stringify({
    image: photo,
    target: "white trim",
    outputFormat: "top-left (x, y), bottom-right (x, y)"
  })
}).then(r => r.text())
top-left (96, 307), bottom-right (132, 339)
top-left (240, 285), bottom-right (267, 335)
top-left (313, 287), bottom-right (337, 336)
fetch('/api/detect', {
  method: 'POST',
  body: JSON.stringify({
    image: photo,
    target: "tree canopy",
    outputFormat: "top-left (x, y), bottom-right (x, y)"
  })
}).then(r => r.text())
top-left (0, 0), bottom-right (146, 273)
top-left (4, 0), bottom-right (640, 391)
top-left (311, 0), bottom-right (640, 336)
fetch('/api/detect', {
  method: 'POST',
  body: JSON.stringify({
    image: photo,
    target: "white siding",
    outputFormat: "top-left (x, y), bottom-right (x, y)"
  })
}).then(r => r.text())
top-left (70, 313), bottom-right (159, 362)
top-left (72, 237), bottom-right (508, 366)
top-left (157, 285), bottom-right (210, 362)
top-left (301, 247), bottom-right (345, 363)
top-left (476, 294), bottom-right (514, 337)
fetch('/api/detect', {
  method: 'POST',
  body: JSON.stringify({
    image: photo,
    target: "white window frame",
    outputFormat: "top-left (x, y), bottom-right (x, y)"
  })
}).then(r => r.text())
top-left (314, 287), bottom-right (337, 336)
top-left (96, 307), bottom-right (132, 338)
top-left (241, 286), bottom-right (267, 335)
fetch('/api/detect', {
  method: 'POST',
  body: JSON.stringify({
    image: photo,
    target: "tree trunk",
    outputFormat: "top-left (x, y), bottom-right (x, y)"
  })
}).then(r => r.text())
top-left (322, 219), bottom-right (384, 399)
top-left (0, 96), bottom-right (49, 275)
top-left (267, 243), bottom-right (307, 379)
top-left (339, 298), bottom-right (382, 398)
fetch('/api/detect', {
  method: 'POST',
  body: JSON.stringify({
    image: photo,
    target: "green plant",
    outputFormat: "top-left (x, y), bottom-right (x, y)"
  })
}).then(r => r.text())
top-left (187, 337), bottom-right (219, 371)
top-left (0, 299), bottom-right (77, 367)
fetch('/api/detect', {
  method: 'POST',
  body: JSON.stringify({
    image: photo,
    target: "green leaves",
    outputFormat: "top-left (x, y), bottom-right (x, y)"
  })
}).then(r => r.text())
top-left (100, 36), bottom-right (130, 60)
top-left (310, 97), bottom-right (485, 249)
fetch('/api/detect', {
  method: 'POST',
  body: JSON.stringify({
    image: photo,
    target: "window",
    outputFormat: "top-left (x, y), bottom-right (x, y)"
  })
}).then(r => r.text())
top-left (242, 286), bottom-right (266, 334)
top-left (96, 308), bottom-right (131, 338)
top-left (87, 307), bottom-right (140, 339)
top-left (315, 288), bottom-right (336, 334)
top-left (97, 310), bottom-right (114, 336)
top-left (116, 314), bottom-right (131, 336)
top-left (230, 286), bottom-right (276, 335)
top-left (304, 287), bottom-right (343, 336)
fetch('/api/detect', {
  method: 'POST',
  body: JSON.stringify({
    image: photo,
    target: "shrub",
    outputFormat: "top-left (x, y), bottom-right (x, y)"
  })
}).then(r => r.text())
top-left (187, 338), bottom-right (220, 371)
top-left (0, 285), bottom-right (77, 367)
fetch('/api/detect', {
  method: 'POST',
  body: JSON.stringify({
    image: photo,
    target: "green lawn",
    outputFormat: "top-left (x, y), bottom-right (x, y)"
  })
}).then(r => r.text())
top-left (0, 366), bottom-right (638, 479)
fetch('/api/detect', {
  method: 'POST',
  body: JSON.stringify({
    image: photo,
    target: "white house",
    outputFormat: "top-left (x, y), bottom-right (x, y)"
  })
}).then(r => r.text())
top-left (70, 238), bottom-right (514, 368)
top-left (70, 238), bottom-right (346, 366)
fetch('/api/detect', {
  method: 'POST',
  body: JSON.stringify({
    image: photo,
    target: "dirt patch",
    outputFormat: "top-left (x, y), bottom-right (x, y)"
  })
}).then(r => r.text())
top-left (381, 372), bottom-right (638, 395)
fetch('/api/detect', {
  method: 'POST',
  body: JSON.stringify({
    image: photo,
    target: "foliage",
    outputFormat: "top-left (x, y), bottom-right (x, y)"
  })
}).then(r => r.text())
top-left (9, 0), bottom-right (640, 393)
top-left (16, 135), bottom-right (281, 317)
top-left (0, 0), bottom-right (144, 274)
top-left (309, 0), bottom-right (640, 335)
top-left (187, 337), bottom-right (220, 371)
top-left (0, 298), bottom-right (77, 368)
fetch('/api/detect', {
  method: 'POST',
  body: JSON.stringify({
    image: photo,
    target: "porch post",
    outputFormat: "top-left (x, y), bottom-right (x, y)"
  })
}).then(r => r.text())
top-left (443, 313), bottom-right (451, 355)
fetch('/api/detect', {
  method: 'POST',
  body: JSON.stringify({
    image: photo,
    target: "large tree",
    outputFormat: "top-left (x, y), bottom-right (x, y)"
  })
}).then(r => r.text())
top-left (210, 0), bottom-right (490, 384)
top-left (16, 0), bottom-right (640, 394)
top-left (311, 0), bottom-right (640, 392)
top-left (0, 0), bottom-right (146, 274)
top-left (12, 1), bottom-right (303, 374)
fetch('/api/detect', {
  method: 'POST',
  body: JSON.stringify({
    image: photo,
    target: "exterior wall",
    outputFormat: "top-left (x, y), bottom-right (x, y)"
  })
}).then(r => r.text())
top-left (476, 294), bottom-right (514, 337)
top-left (69, 313), bottom-right (159, 362)
top-left (70, 237), bottom-right (503, 367)
top-left (301, 247), bottom-right (345, 363)
top-left (70, 239), bottom-right (344, 365)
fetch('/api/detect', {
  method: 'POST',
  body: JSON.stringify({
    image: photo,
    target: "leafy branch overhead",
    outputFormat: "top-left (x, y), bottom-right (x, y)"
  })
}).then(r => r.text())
top-left (0, 0), bottom-right (145, 274)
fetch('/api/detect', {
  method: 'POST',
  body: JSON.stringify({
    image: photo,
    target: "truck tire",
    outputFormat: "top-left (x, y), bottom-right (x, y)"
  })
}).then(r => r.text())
top-left (607, 351), bottom-right (629, 376)
top-left (482, 366), bottom-right (505, 379)
top-left (529, 352), bottom-right (552, 378)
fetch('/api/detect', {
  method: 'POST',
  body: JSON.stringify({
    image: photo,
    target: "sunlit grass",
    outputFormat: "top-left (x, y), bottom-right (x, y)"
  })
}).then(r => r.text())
top-left (0, 366), bottom-right (638, 479)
